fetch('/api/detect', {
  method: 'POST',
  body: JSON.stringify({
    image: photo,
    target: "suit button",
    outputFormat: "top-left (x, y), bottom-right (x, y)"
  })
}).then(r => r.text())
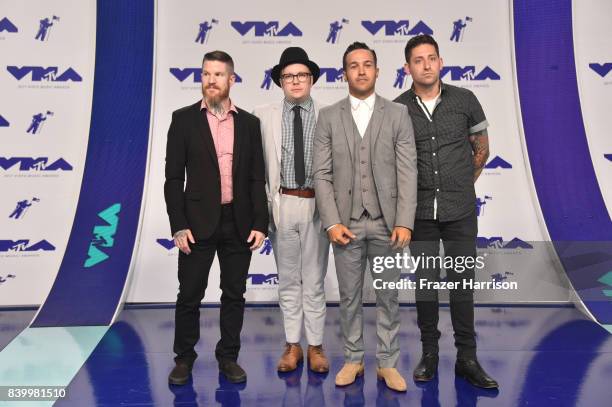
top-left (348, 190), bottom-right (352, 195)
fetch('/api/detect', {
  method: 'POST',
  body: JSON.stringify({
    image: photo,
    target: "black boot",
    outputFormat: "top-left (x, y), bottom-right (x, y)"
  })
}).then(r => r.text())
top-left (168, 361), bottom-right (192, 385)
top-left (219, 359), bottom-right (247, 383)
top-left (413, 353), bottom-right (439, 382)
top-left (455, 359), bottom-right (498, 389)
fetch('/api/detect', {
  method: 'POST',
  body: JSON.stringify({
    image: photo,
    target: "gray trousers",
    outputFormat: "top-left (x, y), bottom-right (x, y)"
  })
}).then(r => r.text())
top-left (269, 194), bottom-right (330, 345)
top-left (332, 213), bottom-right (402, 368)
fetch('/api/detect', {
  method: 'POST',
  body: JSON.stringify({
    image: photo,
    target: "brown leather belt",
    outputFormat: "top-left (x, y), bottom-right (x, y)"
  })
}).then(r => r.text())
top-left (280, 187), bottom-right (315, 198)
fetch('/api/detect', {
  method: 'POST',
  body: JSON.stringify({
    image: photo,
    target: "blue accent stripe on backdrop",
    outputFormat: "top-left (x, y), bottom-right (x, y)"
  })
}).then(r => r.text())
top-left (32, 0), bottom-right (154, 326)
top-left (513, 0), bottom-right (612, 325)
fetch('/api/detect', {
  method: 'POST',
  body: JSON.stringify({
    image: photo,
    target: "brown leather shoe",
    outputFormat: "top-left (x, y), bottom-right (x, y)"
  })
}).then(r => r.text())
top-left (307, 345), bottom-right (329, 373)
top-left (335, 362), bottom-right (365, 386)
top-left (376, 367), bottom-right (407, 392)
top-left (277, 343), bottom-right (303, 372)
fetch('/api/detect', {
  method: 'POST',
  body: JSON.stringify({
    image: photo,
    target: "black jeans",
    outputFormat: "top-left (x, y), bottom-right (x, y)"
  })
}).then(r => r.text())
top-left (174, 204), bottom-right (252, 365)
top-left (409, 211), bottom-right (478, 359)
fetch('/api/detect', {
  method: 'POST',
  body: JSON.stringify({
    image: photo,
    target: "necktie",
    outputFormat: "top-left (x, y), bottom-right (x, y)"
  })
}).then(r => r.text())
top-left (293, 105), bottom-right (305, 186)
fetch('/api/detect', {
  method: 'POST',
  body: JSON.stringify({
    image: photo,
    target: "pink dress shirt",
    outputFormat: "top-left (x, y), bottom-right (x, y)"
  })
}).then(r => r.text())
top-left (201, 99), bottom-right (237, 204)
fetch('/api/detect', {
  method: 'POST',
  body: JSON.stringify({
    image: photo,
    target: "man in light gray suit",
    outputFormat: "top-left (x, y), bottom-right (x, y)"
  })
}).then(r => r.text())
top-left (253, 47), bottom-right (330, 374)
top-left (313, 42), bottom-right (417, 392)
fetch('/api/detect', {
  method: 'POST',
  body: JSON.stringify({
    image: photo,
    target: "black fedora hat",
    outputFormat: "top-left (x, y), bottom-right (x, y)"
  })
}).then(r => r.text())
top-left (271, 47), bottom-right (320, 87)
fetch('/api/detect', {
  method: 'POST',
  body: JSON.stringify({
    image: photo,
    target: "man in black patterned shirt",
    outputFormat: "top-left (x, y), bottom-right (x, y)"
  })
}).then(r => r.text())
top-left (394, 35), bottom-right (498, 389)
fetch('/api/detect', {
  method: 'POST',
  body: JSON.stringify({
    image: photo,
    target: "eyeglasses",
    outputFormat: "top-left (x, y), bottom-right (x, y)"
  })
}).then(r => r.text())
top-left (280, 72), bottom-right (312, 83)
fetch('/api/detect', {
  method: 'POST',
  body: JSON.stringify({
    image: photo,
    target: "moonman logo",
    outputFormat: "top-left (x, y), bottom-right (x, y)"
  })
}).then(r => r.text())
top-left (7, 66), bottom-right (82, 82)
top-left (195, 19), bottom-right (218, 44)
top-left (0, 157), bottom-right (73, 171)
top-left (259, 238), bottom-right (273, 255)
top-left (0, 17), bottom-right (18, 33)
top-left (169, 68), bottom-right (242, 83)
top-left (26, 111), bottom-right (53, 134)
top-left (485, 156), bottom-right (512, 169)
top-left (231, 21), bottom-right (302, 37)
top-left (440, 66), bottom-right (500, 81)
top-left (477, 237), bottom-right (533, 249)
top-left (0, 239), bottom-right (55, 252)
top-left (475, 195), bottom-right (492, 217)
top-left (361, 20), bottom-right (433, 36)
top-left (393, 67), bottom-right (409, 89)
top-left (589, 63), bottom-right (612, 78)
top-left (491, 272), bottom-right (514, 283)
top-left (318, 67), bottom-right (345, 83)
top-left (156, 238), bottom-right (175, 250)
top-left (35, 15), bottom-right (60, 41)
top-left (84, 203), bottom-right (121, 268)
top-left (450, 17), bottom-right (472, 42)
top-left (0, 274), bottom-right (16, 285)
top-left (0, 114), bottom-right (9, 127)
top-left (9, 197), bottom-right (40, 220)
top-left (247, 273), bottom-right (279, 286)
top-left (326, 19), bottom-right (349, 44)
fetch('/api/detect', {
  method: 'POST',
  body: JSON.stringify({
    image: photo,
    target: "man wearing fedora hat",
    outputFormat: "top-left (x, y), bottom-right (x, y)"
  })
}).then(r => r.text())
top-left (253, 47), bottom-right (331, 373)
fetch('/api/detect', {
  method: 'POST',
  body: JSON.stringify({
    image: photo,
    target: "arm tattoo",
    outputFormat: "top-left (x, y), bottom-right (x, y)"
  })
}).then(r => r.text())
top-left (469, 130), bottom-right (489, 181)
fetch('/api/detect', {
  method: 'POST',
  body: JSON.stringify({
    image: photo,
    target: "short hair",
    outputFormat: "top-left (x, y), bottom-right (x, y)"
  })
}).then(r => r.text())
top-left (202, 50), bottom-right (234, 73)
top-left (404, 35), bottom-right (440, 63)
top-left (342, 42), bottom-right (377, 71)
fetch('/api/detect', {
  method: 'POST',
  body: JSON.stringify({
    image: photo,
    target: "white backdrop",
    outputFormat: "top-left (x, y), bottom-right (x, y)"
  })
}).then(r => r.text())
top-left (2, 0), bottom-right (610, 306)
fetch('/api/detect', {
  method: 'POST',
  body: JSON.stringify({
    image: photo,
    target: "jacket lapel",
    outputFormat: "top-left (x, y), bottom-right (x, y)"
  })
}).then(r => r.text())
top-left (340, 97), bottom-right (355, 161)
top-left (272, 102), bottom-right (282, 164)
top-left (196, 103), bottom-right (219, 173)
top-left (232, 109), bottom-right (243, 180)
top-left (369, 95), bottom-right (385, 153)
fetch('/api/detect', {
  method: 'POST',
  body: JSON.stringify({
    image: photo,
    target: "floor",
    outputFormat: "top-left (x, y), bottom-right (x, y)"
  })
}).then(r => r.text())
top-left (1, 305), bottom-right (611, 406)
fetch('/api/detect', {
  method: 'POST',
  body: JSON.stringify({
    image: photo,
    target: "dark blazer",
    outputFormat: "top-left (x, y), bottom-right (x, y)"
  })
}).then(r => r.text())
top-left (164, 100), bottom-right (268, 241)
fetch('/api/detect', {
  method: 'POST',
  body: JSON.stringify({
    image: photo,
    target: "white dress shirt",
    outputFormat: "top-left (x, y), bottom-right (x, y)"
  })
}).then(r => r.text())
top-left (349, 93), bottom-right (376, 137)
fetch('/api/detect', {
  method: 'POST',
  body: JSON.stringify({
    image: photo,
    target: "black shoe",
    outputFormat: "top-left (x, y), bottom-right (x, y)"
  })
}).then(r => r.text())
top-left (168, 362), bottom-right (192, 385)
top-left (219, 360), bottom-right (247, 383)
top-left (455, 359), bottom-right (498, 389)
top-left (413, 353), bottom-right (438, 382)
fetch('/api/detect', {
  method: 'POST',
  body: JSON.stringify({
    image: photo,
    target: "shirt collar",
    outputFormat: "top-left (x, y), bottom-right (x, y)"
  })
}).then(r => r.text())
top-left (409, 81), bottom-right (445, 101)
top-left (283, 96), bottom-right (313, 113)
top-left (200, 98), bottom-right (238, 114)
top-left (349, 92), bottom-right (376, 111)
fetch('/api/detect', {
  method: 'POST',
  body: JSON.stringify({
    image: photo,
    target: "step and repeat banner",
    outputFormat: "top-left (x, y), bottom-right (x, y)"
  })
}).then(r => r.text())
top-left (1, 1), bottom-right (610, 309)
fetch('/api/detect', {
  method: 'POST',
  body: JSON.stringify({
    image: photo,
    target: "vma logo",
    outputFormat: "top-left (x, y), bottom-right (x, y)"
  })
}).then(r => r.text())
top-left (477, 237), bottom-right (533, 250)
top-left (169, 68), bottom-right (242, 83)
top-left (0, 157), bottom-right (73, 171)
top-left (247, 273), bottom-right (279, 286)
top-left (361, 20), bottom-right (433, 36)
top-left (84, 203), bottom-right (121, 268)
top-left (0, 17), bottom-right (18, 33)
top-left (319, 67), bottom-right (345, 83)
top-left (589, 63), bottom-right (612, 78)
top-left (485, 156), bottom-right (512, 169)
top-left (0, 239), bottom-right (55, 252)
top-left (440, 66), bottom-right (500, 81)
top-left (156, 238), bottom-right (175, 250)
top-left (7, 66), bottom-right (82, 82)
top-left (0, 114), bottom-right (9, 127)
top-left (231, 21), bottom-right (302, 37)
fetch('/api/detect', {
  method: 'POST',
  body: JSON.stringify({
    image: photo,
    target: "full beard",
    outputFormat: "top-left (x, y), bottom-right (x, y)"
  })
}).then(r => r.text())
top-left (203, 86), bottom-right (230, 115)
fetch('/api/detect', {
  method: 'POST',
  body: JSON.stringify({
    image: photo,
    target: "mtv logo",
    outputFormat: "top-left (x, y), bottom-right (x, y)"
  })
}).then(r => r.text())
top-left (0, 17), bottom-right (18, 33)
top-left (485, 156), bottom-right (512, 169)
top-left (0, 114), bottom-right (9, 127)
top-left (477, 237), bottom-right (533, 249)
top-left (440, 66), bottom-right (500, 81)
top-left (0, 157), bottom-right (73, 171)
top-left (361, 20), bottom-right (433, 36)
top-left (589, 63), bottom-right (612, 78)
top-left (231, 21), bottom-right (302, 37)
top-left (169, 68), bottom-right (242, 83)
top-left (6, 66), bottom-right (82, 82)
top-left (156, 238), bottom-right (175, 250)
top-left (247, 273), bottom-right (279, 285)
top-left (0, 239), bottom-right (56, 252)
top-left (319, 67), bottom-right (345, 83)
